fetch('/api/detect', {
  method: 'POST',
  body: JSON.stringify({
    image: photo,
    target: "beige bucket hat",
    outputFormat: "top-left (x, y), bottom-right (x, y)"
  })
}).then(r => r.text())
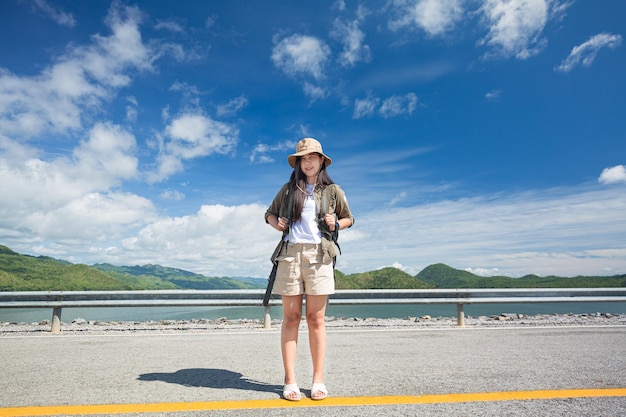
top-left (288, 138), bottom-right (332, 168)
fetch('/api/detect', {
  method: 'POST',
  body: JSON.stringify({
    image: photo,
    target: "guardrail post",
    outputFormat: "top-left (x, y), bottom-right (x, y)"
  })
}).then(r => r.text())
top-left (51, 307), bottom-right (62, 333)
top-left (263, 305), bottom-right (272, 329)
top-left (456, 303), bottom-right (465, 327)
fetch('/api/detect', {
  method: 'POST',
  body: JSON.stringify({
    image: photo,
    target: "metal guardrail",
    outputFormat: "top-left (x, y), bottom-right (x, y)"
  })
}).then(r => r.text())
top-left (1, 288), bottom-right (625, 333)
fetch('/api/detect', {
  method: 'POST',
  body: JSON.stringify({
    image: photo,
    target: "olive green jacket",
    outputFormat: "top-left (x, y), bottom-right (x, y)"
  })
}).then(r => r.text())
top-left (265, 183), bottom-right (355, 263)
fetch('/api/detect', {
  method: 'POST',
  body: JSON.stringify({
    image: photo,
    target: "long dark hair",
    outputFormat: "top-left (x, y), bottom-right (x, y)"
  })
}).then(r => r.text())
top-left (289, 155), bottom-right (334, 222)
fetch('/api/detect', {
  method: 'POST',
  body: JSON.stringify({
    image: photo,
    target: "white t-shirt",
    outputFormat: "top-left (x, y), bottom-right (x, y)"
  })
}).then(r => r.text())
top-left (288, 185), bottom-right (322, 244)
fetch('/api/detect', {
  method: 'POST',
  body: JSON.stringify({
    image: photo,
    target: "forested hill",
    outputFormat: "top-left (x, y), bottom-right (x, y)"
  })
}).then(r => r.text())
top-left (0, 245), bottom-right (263, 291)
top-left (416, 263), bottom-right (626, 288)
top-left (91, 263), bottom-right (266, 290)
top-left (335, 263), bottom-right (625, 289)
top-left (1, 245), bottom-right (624, 291)
top-left (0, 245), bottom-right (130, 291)
top-left (335, 267), bottom-right (432, 289)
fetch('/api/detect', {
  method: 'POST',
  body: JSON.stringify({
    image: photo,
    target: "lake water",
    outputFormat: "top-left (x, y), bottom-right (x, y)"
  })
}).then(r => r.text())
top-left (1, 302), bottom-right (625, 323)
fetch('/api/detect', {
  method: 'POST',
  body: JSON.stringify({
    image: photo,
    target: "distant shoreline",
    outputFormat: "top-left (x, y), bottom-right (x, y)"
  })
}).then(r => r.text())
top-left (2, 312), bottom-right (625, 336)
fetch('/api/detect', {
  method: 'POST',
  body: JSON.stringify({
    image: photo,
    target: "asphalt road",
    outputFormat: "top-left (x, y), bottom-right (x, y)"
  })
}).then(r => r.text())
top-left (1, 325), bottom-right (625, 416)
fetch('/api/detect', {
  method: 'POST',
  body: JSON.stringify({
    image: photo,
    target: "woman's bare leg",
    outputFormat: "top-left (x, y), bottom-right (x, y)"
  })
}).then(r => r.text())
top-left (305, 294), bottom-right (328, 397)
top-left (281, 295), bottom-right (303, 397)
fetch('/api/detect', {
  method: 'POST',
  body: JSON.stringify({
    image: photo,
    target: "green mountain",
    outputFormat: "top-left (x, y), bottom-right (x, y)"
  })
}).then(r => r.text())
top-left (416, 263), bottom-right (476, 288)
top-left (91, 263), bottom-right (265, 290)
top-left (0, 245), bottom-right (130, 291)
top-left (336, 267), bottom-right (433, 289)
top-left (0, 245), bottom-right (264, 291)
top-left (417, 263), bottom-right (626, 288)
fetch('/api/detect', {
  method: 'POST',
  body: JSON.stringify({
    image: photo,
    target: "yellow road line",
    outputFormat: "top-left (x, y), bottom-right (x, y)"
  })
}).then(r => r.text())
top-left (2, 388), bottom-right (626, 416)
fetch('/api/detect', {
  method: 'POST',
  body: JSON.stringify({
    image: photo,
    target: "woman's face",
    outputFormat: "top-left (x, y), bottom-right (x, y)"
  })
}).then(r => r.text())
top-left (299, 153), bottom-right (323, 178)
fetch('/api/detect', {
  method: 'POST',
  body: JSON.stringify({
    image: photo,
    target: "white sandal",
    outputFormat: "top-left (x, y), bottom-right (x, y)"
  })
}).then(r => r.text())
top-left (311, 382), bottom-right (328, 400)
top-left (283, 383), bottom-right (302, 401)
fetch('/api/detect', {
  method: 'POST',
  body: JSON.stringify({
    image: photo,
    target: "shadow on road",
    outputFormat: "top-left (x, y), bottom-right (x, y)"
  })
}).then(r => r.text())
top-left (138, 368), bottom-right (282, 395)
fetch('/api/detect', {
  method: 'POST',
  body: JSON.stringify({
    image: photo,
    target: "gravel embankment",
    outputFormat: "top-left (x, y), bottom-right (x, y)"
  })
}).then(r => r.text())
top-left (1, 312), bottom-right (625, 336)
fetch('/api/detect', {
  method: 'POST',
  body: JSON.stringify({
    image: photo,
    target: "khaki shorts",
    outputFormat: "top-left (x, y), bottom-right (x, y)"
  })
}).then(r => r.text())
top-left (273, 243), bottom-right (335, 296)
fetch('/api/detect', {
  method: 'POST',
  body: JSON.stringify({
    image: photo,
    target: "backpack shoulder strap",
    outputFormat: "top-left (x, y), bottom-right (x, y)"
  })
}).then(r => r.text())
top-left (282, 187), bottom-right (294, 239)
top-left (319, 184), bottom-right (337, 218)
top-left (319, 185), bottom-right (341, 258)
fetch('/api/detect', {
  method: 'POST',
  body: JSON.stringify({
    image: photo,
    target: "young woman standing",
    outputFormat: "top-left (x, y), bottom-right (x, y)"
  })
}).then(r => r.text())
top-left (265, 138), bottom-right (354, 401)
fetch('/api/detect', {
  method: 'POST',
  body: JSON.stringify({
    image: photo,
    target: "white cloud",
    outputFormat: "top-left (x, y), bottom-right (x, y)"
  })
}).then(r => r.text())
top-left (29, 0), bottom-right (76, 27)
top-left (303, 82), bottom-right (329, 102)
top-left (331, 18), bottom-right (371, 67)
top-left (388, 0), bottom-right (464, 36)
top-left (465, 267), bottom-right (501, 277)
top-left (555, 33), bottom-right (623, 72)
top-left (216, 95), bottom-right (249, 117)
top-left (125, 95), bottom-right (139, 122)
top-left (353, 94), bottom-right (380, 119)
top-left (379, 93), bottom-right (418, 118)
top-left (0, 148), bottom-right (79, 219)
top-left (0, 2), bottom-right (154, 139)
top-left (164, 115), bottom-right (237, 156)
top-left (249, 141), bottom-right (294, 164)
top-left (25, 192), bottom-right (155, 241)
top-left (0, 123), bottom-right (138, 214)
top-left (86, 4), bottom-right (155, 80)
top-left (479, 0), bottom-right (553, 59)
top-left (150, 113), bottom-right (239, 182)
top-left (0, 129), bottom-right (151, 249)
top-left (332, 0), bottom-right (347, 12)
top-left (169, 82), bottom-right (202, 107)
top-left (249, 143), bottom-right (272, 164)
top-left (0, 64), bottom-right (98, 138)
top-left (354, 92), bottom-right (418, 119)
top-left (391, 262), bottom-right (409, 272)
top-left (598, 165), bottom-right (626, 185)
top-left (73, 122), bottom-right (139, 183)
top-left (387, 0), bottom-right (573, 60)
top-left (119, 203), bottom-right (276, 275)
top-left (205, 15), bottom-right (217, 29)
top-left (154, 19), bottom-right (186, 33)
top-left (416, 0), bottom-right (464, 36)
top-left (271, 34), bottom-right (331, 80)
top-left (485, 89), bottom-right (502, 101)
top-left (160, 190), bottom-right (186, 201)
top-left (387, 192), bottom-right (408, 207)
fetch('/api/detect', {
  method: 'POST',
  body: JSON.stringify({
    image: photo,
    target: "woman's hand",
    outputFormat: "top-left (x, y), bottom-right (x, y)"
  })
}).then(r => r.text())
top-left (324, 214), bottom-right (337, 231)
top-left (276, 216), bottom-right (289, 232)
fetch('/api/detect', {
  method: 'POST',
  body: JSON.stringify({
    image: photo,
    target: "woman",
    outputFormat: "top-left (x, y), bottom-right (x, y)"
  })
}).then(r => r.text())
top-left (265, 138), bottom-right (354, 401)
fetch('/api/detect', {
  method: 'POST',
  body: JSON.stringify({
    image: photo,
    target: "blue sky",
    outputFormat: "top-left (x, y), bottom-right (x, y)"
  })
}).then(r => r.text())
top-left (0, 0), bottom-right (624, 278)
